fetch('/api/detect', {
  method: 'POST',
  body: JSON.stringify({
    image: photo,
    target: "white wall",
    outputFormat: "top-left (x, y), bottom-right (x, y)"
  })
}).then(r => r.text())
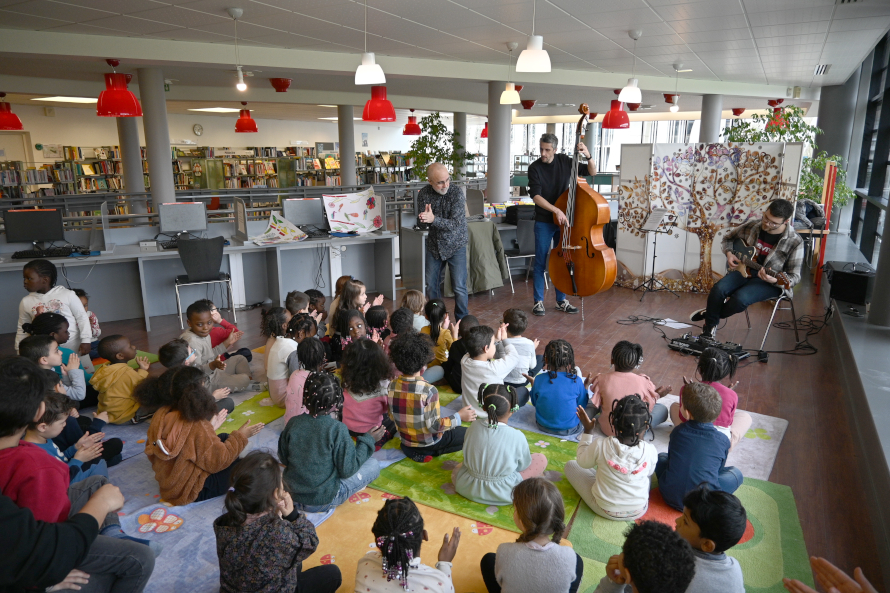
top-left (12, 104), bottom-right (414, 164)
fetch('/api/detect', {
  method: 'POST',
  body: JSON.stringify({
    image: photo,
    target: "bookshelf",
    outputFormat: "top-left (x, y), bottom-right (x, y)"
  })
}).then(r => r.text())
top-left (63, 146), bottom-right (124, 193)
top-left (467, 154), bottom-right (487, 177)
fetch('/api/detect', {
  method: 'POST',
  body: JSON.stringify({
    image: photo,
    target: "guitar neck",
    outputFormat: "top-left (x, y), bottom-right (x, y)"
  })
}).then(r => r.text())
top-left (737, 252), bottom-right (787, 285)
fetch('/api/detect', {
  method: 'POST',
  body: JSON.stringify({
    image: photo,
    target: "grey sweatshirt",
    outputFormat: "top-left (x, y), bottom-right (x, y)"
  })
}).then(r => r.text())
top-left (592, 549), bottom-right (743, 593)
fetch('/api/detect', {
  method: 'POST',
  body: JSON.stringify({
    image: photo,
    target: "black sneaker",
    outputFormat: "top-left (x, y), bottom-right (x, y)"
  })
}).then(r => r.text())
top-left (700, 325), bottom-right (716, 340)
top-left (690, 308), bottom-right (707, 322)
top-left (532, 301), bottom-right (546, 316)
top-left (555, 300), bottom-right (579, 314)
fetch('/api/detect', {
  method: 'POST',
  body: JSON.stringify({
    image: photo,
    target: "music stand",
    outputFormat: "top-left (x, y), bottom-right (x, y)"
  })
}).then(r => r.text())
top-left (635, 208), bottom-right (680, 302)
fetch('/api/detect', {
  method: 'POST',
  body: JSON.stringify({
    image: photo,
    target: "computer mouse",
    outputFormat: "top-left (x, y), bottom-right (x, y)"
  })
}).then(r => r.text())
top-left (79, 250), bottom-right (91, 256)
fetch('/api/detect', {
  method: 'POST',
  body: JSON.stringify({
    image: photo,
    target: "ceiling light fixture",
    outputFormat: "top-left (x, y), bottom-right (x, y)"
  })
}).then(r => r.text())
top-left (269, 78), bottom-right (292, 92)
top-left (515, 0), bottom-right (551, 73)
top-left (668, 63), bottom-right (682, 113)
top-left (362, 85), bottom-right (395, 122)
top-left (32, 96), bottom-right (98, 103)
top-left (403, 109), bottom-right (421, 135)
top-left (318, 117), bottom-right (363, 120)
top-left (355, 0), bottom-right (386, 85)
top-left (318, 105), bottom-right (337, 108)
top-left (618, 30), bottom-right (643, 104)
top-left (0, 93), bottom-right (23, 130)
top-left (188, 107), bottom-right (243, 113)
top-left (602, 100), bottom-right (629, 129)
top-left (813, 64), bottom-right (831, 76)
top-left (481, 121), bottom-right (489, 138)
top-left (732, 108), bottom-right (745, 117)
top-left (520, 99), bottom-right (536, 109)
top-left (235, 101), bottom-right (257, 133)
top-left (228, 8), bottom-right (247, 91)
top-left (96, 59), bottom-right (142, 117)
top-left (500, 42), bottom-right (521, 105)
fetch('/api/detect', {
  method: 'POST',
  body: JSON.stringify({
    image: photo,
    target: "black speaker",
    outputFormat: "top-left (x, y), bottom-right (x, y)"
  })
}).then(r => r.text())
top-left (824, 261), bottom-right (875, 306)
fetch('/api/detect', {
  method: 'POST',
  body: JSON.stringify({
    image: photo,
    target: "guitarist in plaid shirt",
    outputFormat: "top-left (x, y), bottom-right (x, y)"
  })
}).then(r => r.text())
top-left (690, 199), bottom-right (803, 339)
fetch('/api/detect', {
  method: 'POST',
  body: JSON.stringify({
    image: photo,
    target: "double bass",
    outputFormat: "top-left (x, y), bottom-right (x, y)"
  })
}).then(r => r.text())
top-left (547, 104), bottom-right (617, 317)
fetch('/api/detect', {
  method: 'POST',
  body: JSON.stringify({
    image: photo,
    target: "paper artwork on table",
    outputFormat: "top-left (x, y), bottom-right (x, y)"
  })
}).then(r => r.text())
top-left (322, 186), bottom-right (383, 233)
top-left (251, 212), bottom-right (307, 245)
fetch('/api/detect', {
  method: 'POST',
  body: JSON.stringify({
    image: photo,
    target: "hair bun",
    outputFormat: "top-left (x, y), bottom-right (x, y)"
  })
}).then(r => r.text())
top-left (21, 323), bottom-right (33, 334)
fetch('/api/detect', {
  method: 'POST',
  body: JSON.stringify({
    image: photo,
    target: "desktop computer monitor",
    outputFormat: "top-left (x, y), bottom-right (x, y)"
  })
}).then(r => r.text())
top-left (282, 198), bottom-right (328, 229)
top-left (158, 202), bottom-right (208, 235)
top-left (4, 209), bottom-right (66, 244)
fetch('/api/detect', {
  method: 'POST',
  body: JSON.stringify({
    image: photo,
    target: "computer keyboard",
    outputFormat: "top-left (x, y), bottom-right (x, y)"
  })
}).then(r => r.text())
top-left (11, 247), bottom-right (76, 259)
top-left (159, 240), bottom-right (179, 250)
top-left (298, 225), bottom-right (328, 239)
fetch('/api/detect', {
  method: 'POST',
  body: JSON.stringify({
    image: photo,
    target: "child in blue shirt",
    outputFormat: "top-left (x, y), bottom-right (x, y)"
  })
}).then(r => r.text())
top-left (656, 382), bottom-right (743, 511)
top-left (529, 339), bottom-right (589, 436)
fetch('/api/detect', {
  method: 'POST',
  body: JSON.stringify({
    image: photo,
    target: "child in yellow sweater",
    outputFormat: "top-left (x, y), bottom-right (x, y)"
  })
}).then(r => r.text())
top-left (89, 335), bottom-right (150, 424)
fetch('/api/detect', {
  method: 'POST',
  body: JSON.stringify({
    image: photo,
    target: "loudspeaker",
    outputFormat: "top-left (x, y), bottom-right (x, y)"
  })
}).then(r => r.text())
top-left (824, 261), bottom-right (875, 306)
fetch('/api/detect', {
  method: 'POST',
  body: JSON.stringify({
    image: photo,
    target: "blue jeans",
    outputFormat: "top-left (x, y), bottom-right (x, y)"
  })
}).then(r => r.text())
top-left (534, 221), bottom-right (566, 303)
top-left (655, 452), bottom-right (744, 495)
top-left (426, 245), bottom-right (469, 320)
top-left (294, 457), bottom-right (380, 513)
top-left (422, 365), bottom-right (445, 383)
top-left (705, 270), bottom-right (782, 329)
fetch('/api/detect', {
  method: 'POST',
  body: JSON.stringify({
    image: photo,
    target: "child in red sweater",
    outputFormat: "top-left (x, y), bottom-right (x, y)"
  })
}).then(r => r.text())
top-left (197, 299), bottom-right (253, 363)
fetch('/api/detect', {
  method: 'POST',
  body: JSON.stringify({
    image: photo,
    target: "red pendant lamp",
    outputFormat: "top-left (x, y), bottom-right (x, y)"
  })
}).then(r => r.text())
top-left (731, 108), bottom-right (745, 117)
top-left (403, 108), bottom-right (421, 135)
top-left (235, 102), bottom-right (258, 133)
top-left (480, 121), bottom-right (489, 139)
top-left (269, 78), bottom-right (292, 92)
top-left (97, 60), bottom-right (142, 117)
top-left (0, 93), bottom-right (23, 130)
top-left (602, 100), bottom-right (629, 129)
top-left (362, 86), bottom-right (396, 122)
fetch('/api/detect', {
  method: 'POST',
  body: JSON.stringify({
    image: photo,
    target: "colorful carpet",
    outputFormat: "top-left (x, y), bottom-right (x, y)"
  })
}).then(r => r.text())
top-left (214, 390), bottom-right (285, 435)
top-left (371, 427), bottom-right (581, 534)
top-left (567, 479), bottom-right (813, 592)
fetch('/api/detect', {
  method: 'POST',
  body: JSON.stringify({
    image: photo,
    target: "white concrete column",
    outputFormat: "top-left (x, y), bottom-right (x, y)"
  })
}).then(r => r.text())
top-left (338, 105), bottom-right (356, 186)
top-left (136, 67), bottom-right (175, 211)
top-left (116, 116), bottom-right (146, 213)
top-left (700, 94), bottom-right (724, 143)
top-left (488, 81), bottom-right (512, 203)
top-left (453, 112), bottom-right (467, 180)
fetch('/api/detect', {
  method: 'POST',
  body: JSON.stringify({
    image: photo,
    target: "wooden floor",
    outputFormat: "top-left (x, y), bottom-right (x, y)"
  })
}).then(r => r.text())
top-left (2, 270), bottom-right (882, 587)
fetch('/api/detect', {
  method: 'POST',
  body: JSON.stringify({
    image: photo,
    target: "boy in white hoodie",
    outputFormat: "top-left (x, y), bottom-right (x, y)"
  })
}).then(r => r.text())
top-left (460, 324), bottom-right (524, 416)
top-left (16, 259), bottom-right (92, 356)
top-left (564, 394), bottom-right (658, 521)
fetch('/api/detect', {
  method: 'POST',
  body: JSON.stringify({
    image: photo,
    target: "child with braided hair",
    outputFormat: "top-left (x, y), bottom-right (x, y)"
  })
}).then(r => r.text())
top-left (278, 372), bottom-right (382, 512)
top-left (452, 384), bottom-right (548, 506)
top-left (262, 307), bottom-right (295, 406)
top-left (528, 339), bottom-right (590, 436)
top-left (213, 451), bottom-right (341, 593)
top-left (355, 497), bottom-right (460, 592)
top-left (480, 477), bottom-right (584, 593)
top-left (589, 341), bottom-right (670, 437)
top-left (283, 312), bottom-right (317, 377)
top-left (565, 394), bottom-right (659, 521)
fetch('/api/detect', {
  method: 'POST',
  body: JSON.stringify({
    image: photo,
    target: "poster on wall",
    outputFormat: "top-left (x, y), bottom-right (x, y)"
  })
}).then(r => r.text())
top-left (42, 144), bottom-right (63, 159)
top-left (323, 187), bottom-right (383, 233)
top-left (617, 142), bottom-right (799, 293)
top-left (361, 133), bottom-right (369, 148)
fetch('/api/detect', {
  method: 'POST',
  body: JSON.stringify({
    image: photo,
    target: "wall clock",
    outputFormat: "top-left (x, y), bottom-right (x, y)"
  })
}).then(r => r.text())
top-left (193, 124), bottom-right (203, 136)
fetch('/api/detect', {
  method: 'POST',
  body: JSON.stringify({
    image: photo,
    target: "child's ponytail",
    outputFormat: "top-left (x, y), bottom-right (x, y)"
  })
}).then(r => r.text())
top-left (219, 451), bottom-right (282, 527)
top-left (609, 394), bottom-right (652, 446)
top-left (512, 477), bottom-right (566, 545)
top-left (372, 497), bottom-right (425, 590)
top-left (424, 299), bottom-right (447, 345)
top-left (697, 346), bottom-right (737, 383)
top-left (479, 384), bottom-right (518, 428)
top-left (21, 312), bottom-right (67, 337)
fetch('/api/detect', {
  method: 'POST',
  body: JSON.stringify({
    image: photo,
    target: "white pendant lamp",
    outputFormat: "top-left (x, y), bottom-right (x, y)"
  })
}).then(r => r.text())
top-left (500, 43), bottom-right (521, 105)
top-left (515, 0), bottom-right (551, 73)
top-left (618, 30), bottom-right (642, 104)
top-left (228, 8), bottom-right (247, 92)
top-left (355, 0), bottom-right (386, 85)
top-left (669, 63), bottom-right (682, 112)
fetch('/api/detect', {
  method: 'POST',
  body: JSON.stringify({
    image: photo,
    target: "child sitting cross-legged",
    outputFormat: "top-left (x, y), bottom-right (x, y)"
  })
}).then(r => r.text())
top-left (389, 331), bottom-right (476, 463)
top-left (419, 299), bottom-right (455, 383)
top-left (501, 308), bottom-right (541, 406)
top-left (72, 288), bottom-right (101, 360)
top-left (284, 338), bottom-right (327, 424)
top-left (528, 339), bottom-right (589, 436)
top-left (139, 366), bottom-right (265, 506)
top-left (441, 314), bottom-right (478, 393)
top-left (21, 333), bottom-right (88, 418)
top-left (304, 289), bottom-right (327, 336)
top-left (674, 484), bottom-right (747, 593)
top-left (213, 451), bottom-right (341, 593)
top-left (565, 394), bottom-right (658, 521)
top-left (90, 334), bottom-right (151, 424)
top-left (460, 324), bottom-right (524, 416)
top-left (355, 497), bottom-right (460, 593)
top-left (158, 338), bottom-right (235, 414)
top-left (384, 307), bottom-right (415, 357)
top-left (279, 372), bottom-right (381, 513)
top-left (195, 298), bottom-right (252, 362)
top-left (452, 384), bottom-right (548, 506)
top-left (365, 304), bottom-right (391, 343)
top-left (592, 521), bottom-right (696, 593)
top-left (480, 477), bottom-right (583, 593)
top-left (330, 308), bottom-right (370, 364)
top-left (341, 338), bottom-right (396, 449)
top-left (589, 341), bottom-right (670, 437)
top-left (23, 390), bottom-right (120, 484)
top-left (182, 299), bottom-right (254, 393)
top-left (673, 347), bottom-right (752, 451)
top-left (263, 307), bottom-right (296, 406)
top-left (655, 382), bottom-right (743, 511)
top-left (284, 313), bottom-right (319, 376)
top-left (21, 313), bottom-right (96, 407)
top-left (401, 289), bottom-right (429, 332)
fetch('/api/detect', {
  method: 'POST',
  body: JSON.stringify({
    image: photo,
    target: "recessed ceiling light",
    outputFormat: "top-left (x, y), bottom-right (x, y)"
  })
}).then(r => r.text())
top-left (188, 107), bottom-right (242, 113)
top-left (31, 96), bottom-right (97, 103)
top-left (317, 104), bottom-right (337, 107)
top-left (318, 117), bottom-right (362, 120)
top-left (813, 64), bottom-right (831, 75)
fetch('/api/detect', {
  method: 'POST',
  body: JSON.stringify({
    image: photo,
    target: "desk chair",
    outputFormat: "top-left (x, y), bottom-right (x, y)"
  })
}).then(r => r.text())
top-left (503, 219), bottom-right (548, 293)
top-left (744, 295), bottom-right (799, 351)
top-left (466, 188), bottom-right (485, 216)
top-left (174, 236), bottom-right (235, 329)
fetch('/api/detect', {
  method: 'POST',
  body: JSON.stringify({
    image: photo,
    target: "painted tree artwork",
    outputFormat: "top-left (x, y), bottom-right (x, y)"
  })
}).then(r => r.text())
top-left (617, 143), bottom-right (795, 293)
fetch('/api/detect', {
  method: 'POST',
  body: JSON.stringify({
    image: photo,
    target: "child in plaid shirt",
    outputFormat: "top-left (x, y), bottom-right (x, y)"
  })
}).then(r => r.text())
top-left (387, 332), bottom-right (476, 463)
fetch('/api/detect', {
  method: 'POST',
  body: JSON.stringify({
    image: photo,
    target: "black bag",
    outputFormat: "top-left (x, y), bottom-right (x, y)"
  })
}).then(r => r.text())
top-left (505, 205), bottom-right (536, 225)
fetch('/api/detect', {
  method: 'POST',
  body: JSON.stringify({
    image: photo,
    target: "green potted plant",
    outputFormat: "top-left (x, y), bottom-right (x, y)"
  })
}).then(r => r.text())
top-left (408, 112), bottom-right (472, 182)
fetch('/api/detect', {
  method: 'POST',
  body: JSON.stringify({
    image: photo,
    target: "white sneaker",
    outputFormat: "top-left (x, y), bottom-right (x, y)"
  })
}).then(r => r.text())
top-left (533, 301), bottom-right (545, 316)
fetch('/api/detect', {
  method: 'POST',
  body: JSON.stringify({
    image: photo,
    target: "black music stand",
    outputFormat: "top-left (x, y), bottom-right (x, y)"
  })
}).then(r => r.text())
top-left (635, 209), bottom-right (680, 302)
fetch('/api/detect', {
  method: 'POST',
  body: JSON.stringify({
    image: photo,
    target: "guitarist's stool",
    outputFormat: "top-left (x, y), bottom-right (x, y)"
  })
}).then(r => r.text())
top-left (743, 295), bottom-right (800, 351)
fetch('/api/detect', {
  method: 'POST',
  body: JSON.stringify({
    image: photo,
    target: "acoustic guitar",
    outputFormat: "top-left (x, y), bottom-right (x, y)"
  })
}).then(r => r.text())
top-left (730, 238), bottom-right (790, 288)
